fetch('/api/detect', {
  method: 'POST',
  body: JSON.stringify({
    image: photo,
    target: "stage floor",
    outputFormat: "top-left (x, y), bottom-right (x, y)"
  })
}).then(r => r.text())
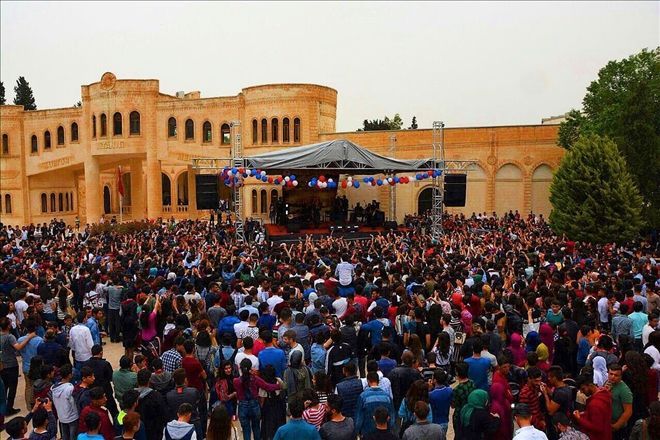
top-left (265, 222), bottom-right (402, 242)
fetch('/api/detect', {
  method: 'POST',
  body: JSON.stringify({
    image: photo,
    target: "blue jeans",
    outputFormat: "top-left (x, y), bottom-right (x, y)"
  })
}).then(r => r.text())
top-left (238, 399), bottom-right (261, 440)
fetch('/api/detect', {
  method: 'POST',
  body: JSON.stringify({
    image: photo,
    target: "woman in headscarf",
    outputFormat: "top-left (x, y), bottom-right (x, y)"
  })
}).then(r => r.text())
top-left (489, 382), bottom-right (513, 440)
top-left (458, 389), bottom-right (501, 440)
top-left (525, 331), bottom-right (541, 353)
top-left (539, 322), bottom-right (555, 363)
top-left (536, 343), bottom-right (550, 374)
top-left (283, 350), bottom-right (311, 405)
top-left (592, 356), bottom-right (608, 387)
top-left (507, 332), bottom-right (527, 367)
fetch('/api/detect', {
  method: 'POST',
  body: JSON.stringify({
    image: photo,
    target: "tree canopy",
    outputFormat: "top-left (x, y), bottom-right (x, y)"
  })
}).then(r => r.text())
top-left (360, 113), bottom-right (403, 131)
top-left (549, 134), bottom-right (642, 244)
top-left (0, 81), bottom-right (5, 105)
top-left (558, 48), bottom-right (659, 227)
top-left (13, 76), bottom-right (37, 110)
top-left (409, 116), bottom-right (418, 129)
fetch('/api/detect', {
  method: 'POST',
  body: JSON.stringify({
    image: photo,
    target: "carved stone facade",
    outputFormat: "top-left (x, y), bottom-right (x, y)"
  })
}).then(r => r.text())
top-left (0, 72), bottom-right (562, 226)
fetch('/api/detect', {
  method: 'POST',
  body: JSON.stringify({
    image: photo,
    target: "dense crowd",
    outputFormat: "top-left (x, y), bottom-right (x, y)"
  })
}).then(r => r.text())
top-left (0, 212), bottom-right (659, 440)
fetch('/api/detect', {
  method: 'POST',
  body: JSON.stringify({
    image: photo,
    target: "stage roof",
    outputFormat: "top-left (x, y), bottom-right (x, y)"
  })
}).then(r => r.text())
top-left (244, 139), bottom-right (436, 172)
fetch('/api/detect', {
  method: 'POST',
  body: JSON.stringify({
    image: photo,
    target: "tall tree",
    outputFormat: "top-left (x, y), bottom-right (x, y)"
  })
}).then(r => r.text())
top-left (0, 81), bottom-right (5, 105)
top-left (549, 134), bottom-right (642, 244)
top-left (409, 116), bottom-right (418, 129)
top-left (13, 76), bottom-right (36, 110)
top-left (558, 48), bottom-right (659, 227)
top-left (361, 113), bottom-right (404, 131)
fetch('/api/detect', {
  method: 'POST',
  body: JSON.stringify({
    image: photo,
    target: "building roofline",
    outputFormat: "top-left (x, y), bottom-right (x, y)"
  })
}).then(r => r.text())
top-left (242, 83), bottom-right (337, 94)
top-left (323, 123), bottom-right (557, 136)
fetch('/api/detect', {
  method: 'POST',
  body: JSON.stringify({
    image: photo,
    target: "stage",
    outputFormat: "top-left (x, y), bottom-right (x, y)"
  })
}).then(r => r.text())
top-left (265, 222), bottom-right (405, 242)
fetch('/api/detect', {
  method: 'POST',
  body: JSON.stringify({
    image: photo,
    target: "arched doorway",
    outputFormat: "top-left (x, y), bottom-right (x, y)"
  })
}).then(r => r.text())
top-left (103, 186), bottom-right (111, 214)
top-left (162, 173), bottom-right (172, 206)
top-left (177, 172), bottom-right (188, 205)
top-left (464, 165), bottom-right (487, 216)
top-left (495, 163), bottom-right (523, 215)
top-left (531, 164), bottom-right (553, 217)
top-left (417, 187), bottom-right (439, 215)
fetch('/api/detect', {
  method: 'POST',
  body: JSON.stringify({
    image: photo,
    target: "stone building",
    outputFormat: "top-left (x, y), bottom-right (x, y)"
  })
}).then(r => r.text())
top-left (0, 72), bottom-right (563, 226)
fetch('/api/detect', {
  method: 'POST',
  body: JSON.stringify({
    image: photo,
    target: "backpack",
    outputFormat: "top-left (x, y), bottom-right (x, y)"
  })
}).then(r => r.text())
top-left (196, 346), bottom-right (217, 385)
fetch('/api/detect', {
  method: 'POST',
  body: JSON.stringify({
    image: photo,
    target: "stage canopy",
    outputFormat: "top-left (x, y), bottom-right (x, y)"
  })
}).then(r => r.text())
top-left (244, 139), bottom-right (437, 173)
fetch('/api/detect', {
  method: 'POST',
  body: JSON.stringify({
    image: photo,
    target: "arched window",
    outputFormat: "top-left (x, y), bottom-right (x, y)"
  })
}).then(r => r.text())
top-left (202, 121), bottom-right (212, 143)
top-left (31, 135), bottom-right (38, 153)
top-left (57, 126), bottom-right (65, 145)
top-left (41, 193), bottom-right (47, 213)
top-left (168, 117), bottom-right (177, 137)
top-left (2, 134), bottom-right (8, 154)
top-left (66, 193), bottom-right (70, 211)
top-left (129, 111), bottom-right (140, 135)
top-left (50, 193), bottom-right (56, 212)
top-left (260, 189), bottom-right (268, 214)
top-left (185, 119), bottom-right (194, 140)
top-left (221, 124), bottom-right (230, 145)
top-left (100, 114), bottom-right (107, 137)
top-left (58, 193), bottom-right (64, 212)
top-left (92, 115), bottom-right (97, 138)
top-left (271, 118), bottom-right (279, 143)
top-left (294, 118), bottom-right (301, 142)
top-left (70, 192), bottom-right (75, 210)
top-left (4, 194), bottom-right (11, 214)
top-left (283, 118), bottom-right (290, 143)
top-left (261, 119), bottom-right (267, 144)
top-left (251, 190), bottom-right (258, 214)
top-left (44, 131), bottom-right (51, 149)
top-left (252, 120), bottom-right (258, 144)
top-left (71, 122), bottom-right (79, 142)
top-left (113, 112), bottom-right (122, 136)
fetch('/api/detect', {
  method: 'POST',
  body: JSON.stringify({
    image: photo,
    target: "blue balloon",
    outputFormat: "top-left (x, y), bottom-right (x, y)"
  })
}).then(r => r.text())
top-left (354, 181), bottom-right (360, 188)
top-left (290, 175), bottom-right (296, 181)
top-left (394, 177), bottom-right (400, 183)
top-left (231, 167), bottom-right (238, 174)
top-left (224, 179), bottom-right (230, 186)
top-left (377, 179), bottom-right (383, 186)
top-left (261, 176), bottom-right (268, 182)
top-left (274, 179), bottom-right (280, 185)
top-left (363, 177), bottom-right (369, 183)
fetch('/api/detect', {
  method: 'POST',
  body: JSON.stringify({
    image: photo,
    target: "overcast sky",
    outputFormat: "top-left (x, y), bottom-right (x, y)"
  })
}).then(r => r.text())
top-left (1, 1), bottom-right (657, 131)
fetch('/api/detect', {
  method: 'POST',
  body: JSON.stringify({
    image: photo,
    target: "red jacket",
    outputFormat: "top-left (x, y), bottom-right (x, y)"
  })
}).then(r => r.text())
top-left (79, 405), bottom-right (114, 440)
top-left (576, 388), bottom-right (612, 440)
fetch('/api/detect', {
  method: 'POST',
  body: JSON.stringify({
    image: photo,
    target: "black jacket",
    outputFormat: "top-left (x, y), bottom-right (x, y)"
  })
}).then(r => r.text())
top-left (387, 365), bottom-right (422, 410)
top-left (137, 387), bottom-right (169, 440)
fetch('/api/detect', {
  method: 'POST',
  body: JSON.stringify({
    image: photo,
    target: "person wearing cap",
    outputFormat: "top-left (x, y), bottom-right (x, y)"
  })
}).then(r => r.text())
top-left (512, 403), bottom-right (549, 440)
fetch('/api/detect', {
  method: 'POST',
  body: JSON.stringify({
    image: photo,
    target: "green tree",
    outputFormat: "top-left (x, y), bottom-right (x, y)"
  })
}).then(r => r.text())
top-left (549, 134), bottom-right (642, 244)
top-left (13, 76), bottom-right (36, 110)
top-left (409, 116), bottom-right (418, 129)
top-left (361, 113), bottom-right (404, 131)
top-left (558, 48), bottom-right (659, 227)
top-left (0, 81), bottom-right (5, 105)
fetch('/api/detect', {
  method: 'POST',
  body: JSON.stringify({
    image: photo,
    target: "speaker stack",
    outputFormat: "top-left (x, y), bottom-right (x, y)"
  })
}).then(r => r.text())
top-left (195, 175), bottom-right (220, 210)
top-left (444, 174), bottom-right (467, 207)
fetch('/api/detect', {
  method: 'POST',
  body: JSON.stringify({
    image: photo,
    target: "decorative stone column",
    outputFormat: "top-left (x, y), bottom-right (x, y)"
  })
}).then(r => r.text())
top-left (84, 156), bottom-right (102, 224)
top-left (130, 159), bottom-right (145, 219)
top-left (187, 165), bottom-right (197, 217)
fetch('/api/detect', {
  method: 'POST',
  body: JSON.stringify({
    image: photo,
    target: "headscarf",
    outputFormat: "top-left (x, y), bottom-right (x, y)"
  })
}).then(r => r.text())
top-left (593, 356), bottom-right (607, 387)
top-left (508, 332), bottom-right (526, 366)
top-left (460, 389), bottom-right (489, 427)
top-left (539, 322), bottom-right (555, 361)
top-left (284, 350), bottom-right (309, 397)
top-left (525, 331), bottom-right (540, 352)
top-left (489, 382), bottom-right (507, 408)
top-left (536, 343), bottom-right (549, 362)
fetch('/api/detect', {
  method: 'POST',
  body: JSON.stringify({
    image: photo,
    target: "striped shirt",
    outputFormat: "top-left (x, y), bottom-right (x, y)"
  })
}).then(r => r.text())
top-left (303, 405), bottom-right (327, 430)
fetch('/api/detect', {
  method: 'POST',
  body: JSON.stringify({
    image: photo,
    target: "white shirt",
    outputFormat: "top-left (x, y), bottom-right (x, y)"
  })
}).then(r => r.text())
top-left (14, 300), bottom-right (28, 323)
top-left (69, 323), bottom-right (94, 362)
top-left (235, 353), bottom-right (259, 375)
top-left (184, 292), bottom-right (201, 304)
top-left (267, 295), bottom-right (283, 316)
top-left (332, 297), bottom-right (348, 318)
top-left (643, 323), bottom-right (656, 346)
top-left (513, 425), bottom-right (549, 440)
top-left (335, 261), bottom-right (354, 286)
top-left (234, 321), bottom-right (249, 339)
top-left (288, 343), bottom-right (305, 362)
top-left (644, 345), bottom-right (660, 370)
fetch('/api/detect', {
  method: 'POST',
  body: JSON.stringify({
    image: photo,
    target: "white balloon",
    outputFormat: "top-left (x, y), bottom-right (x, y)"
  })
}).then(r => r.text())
top-left (285, 176), bottom-right (290, 182)
top-left (260, 171), bottom-right (266, 176)
top-left (293, 180), bottom-right (299, 186)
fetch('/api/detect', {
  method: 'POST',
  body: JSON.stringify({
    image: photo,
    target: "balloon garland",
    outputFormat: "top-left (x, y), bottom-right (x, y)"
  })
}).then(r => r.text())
top-left (221, 167), bottom-right (442, 189)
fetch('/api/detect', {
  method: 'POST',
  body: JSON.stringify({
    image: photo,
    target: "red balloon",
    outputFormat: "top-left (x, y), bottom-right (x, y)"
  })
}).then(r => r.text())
top-left (427, 170), bottom-right (433, 176)
top-left (390, 180), bottom-right (395, 186)
top-left (341, 181), bottom-right (347, 189)
top-left (287, 181), bottom-right (293, 187)
top-left (268, 177), bottom-right (273, 184)
top-left (239, 168), bottom-right (245, 174)
top-left (319, 175), bottom-right (326, 182)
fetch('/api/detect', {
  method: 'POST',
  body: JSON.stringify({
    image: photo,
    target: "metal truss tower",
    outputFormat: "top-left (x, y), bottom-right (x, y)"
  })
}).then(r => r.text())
top-left (231, 121), bottom-right (245, 243)
top-left (431, 121), bottom-right (445, 241)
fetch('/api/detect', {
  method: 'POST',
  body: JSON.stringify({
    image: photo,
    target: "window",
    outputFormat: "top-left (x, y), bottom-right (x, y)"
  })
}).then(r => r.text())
top-left (71, 122), bottom-right (79, 142)
top-left (270, 190), bottom-right (278, 209)
top-left (168, 117), bottom-right (177, 137)
top-left (44, 131), bottom-right (51, 149)
top-left (251, 190), bottom-right (258, 214)
top-left (70, 192), bottom-right (74, 210)
top-left (4, 194), bottom-right (11, 214)
top-left (50, 193), bottom-right (56, 212)
top-left (252, 120), bottom-right (258, 144)
top-left (260, 189), bottom-right (267, 214)
top-left (92, 116), bottom-right (97, 138)
top-left (57, 126), bottom-right (65, 145)
top-left (113, 112), bottom-right (123, 136)
top-left (185, 119), bottom-right (194, 140)
top-left (2, 134), bottom-right (8, 154)
top-left (221, 124), bottom-right (230, 145)
top-left (41, 194), bottom-right (47, 213)
top-left (66, 193), bottom-right (70, 211)
top-left (31, 135), bottom-right (38, 153)
top-left (100, 114), bottom-right (107, 137)
top-left (129, 111), bottom-right (140, 135)
top-left (294, 118), bottom-right (301, 142)
top-left (283, 118), bottom-right (290, 143)
top-left (272, 118), bottom-right (279, 143)
top-left (261, 119), bottom-right (267, 143)
top-left (202, 121), bottom-right (212, 143)
top-left (58, 193), bottom-right (64, 212)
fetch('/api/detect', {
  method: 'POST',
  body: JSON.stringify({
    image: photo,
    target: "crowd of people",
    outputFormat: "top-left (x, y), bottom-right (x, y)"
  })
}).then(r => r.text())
top-left (0, 211), bottom-right (659, 440)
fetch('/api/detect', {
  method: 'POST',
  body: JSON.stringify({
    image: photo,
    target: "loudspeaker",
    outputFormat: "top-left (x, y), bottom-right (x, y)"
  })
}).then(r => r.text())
top-left (195, 175), bottom-right (219, 210)
top-left (444, 174), bottom-right (467, 207)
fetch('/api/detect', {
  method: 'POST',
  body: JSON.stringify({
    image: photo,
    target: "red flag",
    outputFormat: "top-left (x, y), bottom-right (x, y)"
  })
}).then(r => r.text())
top-left (117, 166), bottom-right (125, 197)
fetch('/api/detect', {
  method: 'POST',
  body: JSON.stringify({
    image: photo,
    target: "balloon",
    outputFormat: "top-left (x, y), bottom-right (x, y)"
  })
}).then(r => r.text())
top-left (246, 169), bottom-right (252, 176)
top-left (341, 181), bottom-right (347, 189)
top-left (328, 178), bottom-right (334, 183)
top-left (268, 177), bottom-right (273, 184)
top-left (347, 176), bottom-right (353, 181)
top-left (285, 176), bottom-right (290, 182)
top-left (261, 170), bottom-right (266, 177)
top-left (274, 179), bottom-right (280, 185)
top-left (319, 175), bottom-right (326, 182)
top-left (353, 181), bottom-right (360, 188)
top-left (377, 179), bottom-right (383, 186)
top-left (293, 180), bottom-right (298, 186)
top-left (231, 167), bottom-right (238, 174)
top-left (261, 176), bottom-right (268, 182)
top-left (290, 175), bottom-right (296, 181)
top-left (394, 177), bottom-right (400, 184)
